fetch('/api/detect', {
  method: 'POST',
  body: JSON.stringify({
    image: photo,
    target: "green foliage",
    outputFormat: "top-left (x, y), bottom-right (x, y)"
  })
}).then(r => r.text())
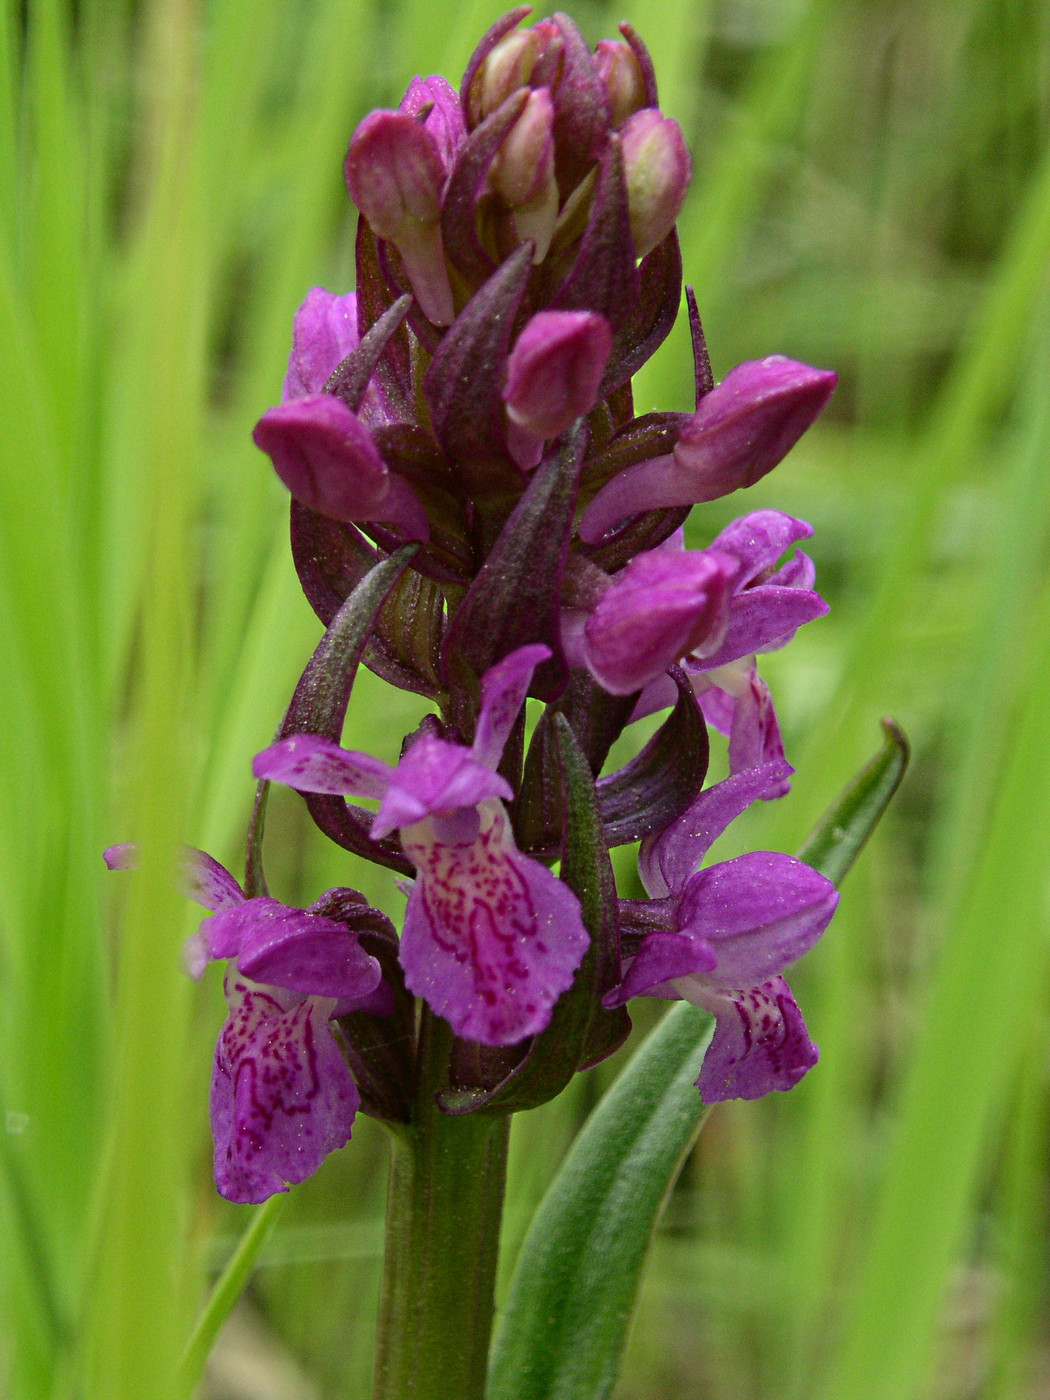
top-left (1, 1), bottom-right (1048, 1398)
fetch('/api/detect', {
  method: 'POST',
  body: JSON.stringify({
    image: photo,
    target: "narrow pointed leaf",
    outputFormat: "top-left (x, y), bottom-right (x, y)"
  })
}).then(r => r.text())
top-left (322, 292), bottom-right (411, 411)
top-left (796, 718), bottom-right (909, 885)
top-left (599, 231), bottom-right (682, 397)
top-left (423, 240), bottom-right (533, 478)
top-left (441, 90), bottom-right (529, 286)
top-left (441, 426), bottom-right (585, 706)
top-left (280, 548), bottom-right (417, 874)
top-left (489, 722), bottom-right (909, 1400)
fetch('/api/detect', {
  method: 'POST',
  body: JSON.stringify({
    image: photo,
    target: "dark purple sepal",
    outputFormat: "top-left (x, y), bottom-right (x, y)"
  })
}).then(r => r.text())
top-left (586, 505), bottom-right (691, 576)
top-left (290, 505), bottom-right (447, 698)
top-left (549, 136), bottom-right (639, 335)
top-left (619, 21), bottom-right (659, 106)
top-left (441, 90), bottom-right (529, 286)
top-left (441, 425), bottom-right (585, 711)
top-left (279, 550), bottom-right (417, 874)
top-left (423, 240), bottom-right (533, 483)
top-left (322, 293), bottom-right (412, 414)
top-left (596, 665), bottom-right (709, 847)
top-left (580, 410), bottom-right (687, 495)
top-left (354, 217), bottom-right (413, 419)
top-left (437, 715), bottom-right (628, 1115)
top-left (686, 285), bottom-right (714, 402)
top-left (460, 6), bottom-right (533, 127)
top-left (310, 889), bottom-right (417, 1124)
top-left (550, 13), bottom-right (613, 190)
top-left (598, 229), bottom-right (682, 397)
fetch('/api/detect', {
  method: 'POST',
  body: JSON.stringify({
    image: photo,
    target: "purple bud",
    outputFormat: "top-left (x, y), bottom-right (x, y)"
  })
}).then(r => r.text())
top-left (674, 356), bottom-right (838, 490)
top-left (620, 108), bottom-right (691, 259)
top-left (253, 394), bottom-right (428, 538)
top-left (345, 111), bottom-right (454, 325)
top-left (399, 75), bottom-right (467, 174)
top-left (489, 88), bottom-right (559, 260)
top-left (582, 549), bottom-right (737, 694)
top-left (579, 356), bottom-right (838, 542)
top-left (503, 310), bottom-right (613, 468)
top-left (467, 26), bottom-right (541, 125)
top-left (283, 287), bottom-right (358, 401)
top-left (594, 40), bottom-right (648, 127)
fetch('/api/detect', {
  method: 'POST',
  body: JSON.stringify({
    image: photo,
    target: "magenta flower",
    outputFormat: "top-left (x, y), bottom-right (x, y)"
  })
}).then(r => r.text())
top-left (566, 544), bottom-right (738, 695)
top-left (579, 356), bottom-right (837, 543)
top-left (104, 845), bottom-right (383, 1203)
top-left (253, 645), bottom-right (590, 1046)
top-left (627, 511), bottom-right (828, 788)
top-left (605, 762), bottom-right (838, 1100)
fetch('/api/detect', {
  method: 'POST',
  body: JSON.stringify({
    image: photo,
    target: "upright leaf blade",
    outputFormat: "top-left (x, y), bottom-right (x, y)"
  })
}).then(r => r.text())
top-left (489, 721), bottom-right (910, 1400)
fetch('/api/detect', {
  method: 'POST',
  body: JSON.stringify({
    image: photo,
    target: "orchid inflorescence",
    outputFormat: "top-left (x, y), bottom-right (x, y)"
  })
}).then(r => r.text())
top-left (108, 8), bottom-right (839, 1205)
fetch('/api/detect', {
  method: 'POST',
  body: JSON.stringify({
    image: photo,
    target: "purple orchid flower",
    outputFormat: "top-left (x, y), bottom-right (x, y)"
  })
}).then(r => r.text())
top-left (104, 844), bottom-right (383, 1204)
top-left (579, 356), bottom-right (837, 544)
top-left (627, 511), bottom-right (828, 791)
top-left (604, 761), bottom-right (838, 1101)
top-left (253, 645), bottom-right (590, 1047)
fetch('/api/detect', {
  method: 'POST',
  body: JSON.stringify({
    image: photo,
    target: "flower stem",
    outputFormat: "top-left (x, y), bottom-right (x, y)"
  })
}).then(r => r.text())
top-left (372, 1011), bottom-right (510, 1400)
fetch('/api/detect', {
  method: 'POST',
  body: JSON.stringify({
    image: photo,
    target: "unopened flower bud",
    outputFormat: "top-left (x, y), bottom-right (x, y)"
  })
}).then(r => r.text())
top-left (579, 357), bottom-right (837, 543)
top-left (488, 87), bottom-right (559, 261)
top-left (502, 310), bottom-right (613, 469)
top-left (253, 394), bottom-right (428, 539)
top-left (581, 549), bottom-right (737, 695)
top-left (620, 108), bottom-right (691, 259)
top-left (468, 27), bottom-right (541, 125)
top-left (345, 111), bottom-right (455, 325)
top-left (594, 39), bottom-right (648, 127)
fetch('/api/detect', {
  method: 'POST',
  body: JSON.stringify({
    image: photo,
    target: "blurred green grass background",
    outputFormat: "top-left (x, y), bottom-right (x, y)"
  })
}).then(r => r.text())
top-left (1, 0), bottom-right (1048, 1397)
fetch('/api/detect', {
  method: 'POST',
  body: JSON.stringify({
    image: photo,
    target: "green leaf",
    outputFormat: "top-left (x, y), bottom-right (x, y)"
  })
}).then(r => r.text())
top-left (796, 718), bottom-right (909, 886)
top-left (176, 1194), bottom-right (286, 1400)
top-left (489, 721), bottom-right (910, 1400)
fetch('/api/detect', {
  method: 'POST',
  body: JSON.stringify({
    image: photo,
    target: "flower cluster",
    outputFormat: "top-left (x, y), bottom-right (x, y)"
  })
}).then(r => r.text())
top-left (112, 10), bottom-right (840, 1203)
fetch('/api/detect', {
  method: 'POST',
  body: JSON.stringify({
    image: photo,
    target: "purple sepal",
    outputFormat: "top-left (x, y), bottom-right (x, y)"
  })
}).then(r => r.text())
top-left (473, 643), bottom-right (553, 769)
top-left (708, 509), bottom-right (813, 585)
top-left (372, 736), bottom-right (513, 838)
top-left (283, 288), bottom-right (359, 401)
top-left (603, 928), bottom-right (715, 1007)
top-left (695, 664), bottom-right (789, 783)
top-left (399, 75), bottom-right (466, 173)
top-left (691, 976), bottom-right (819, 1102)
top-left (198, 898), bottom-right (382, 1000)
top-left (211, 976), bottom-right (359, 1203)
top-left (399, 799), bottom-right (590, 1045)
top-left (581, 547), bottom-right (737, 695)
top-left (698, 587), bottom-right (828, 671)
top-left (548, 12), bottom-right (612, 190)
top-left (639, 760), bottom-right (795, 898)
top-left (676, 853), bottom-right (838, 982)
top-left (254, 733), bottom-right (395, 798)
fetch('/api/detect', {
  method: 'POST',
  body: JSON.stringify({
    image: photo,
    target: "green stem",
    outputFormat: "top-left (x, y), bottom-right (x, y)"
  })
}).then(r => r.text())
top-left (372, 1012), bottom-right (510, 1400)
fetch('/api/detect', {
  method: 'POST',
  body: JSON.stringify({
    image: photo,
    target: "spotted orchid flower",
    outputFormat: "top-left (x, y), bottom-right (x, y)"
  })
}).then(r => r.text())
top-left (253, 645), bottom-right (590, 1047)
top-left (604, 761), bottom-right (838, 1101)
top-left (624, 511), bottom-right (827, 792)
top-left (105, 844), bottom-right (384, 1203)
